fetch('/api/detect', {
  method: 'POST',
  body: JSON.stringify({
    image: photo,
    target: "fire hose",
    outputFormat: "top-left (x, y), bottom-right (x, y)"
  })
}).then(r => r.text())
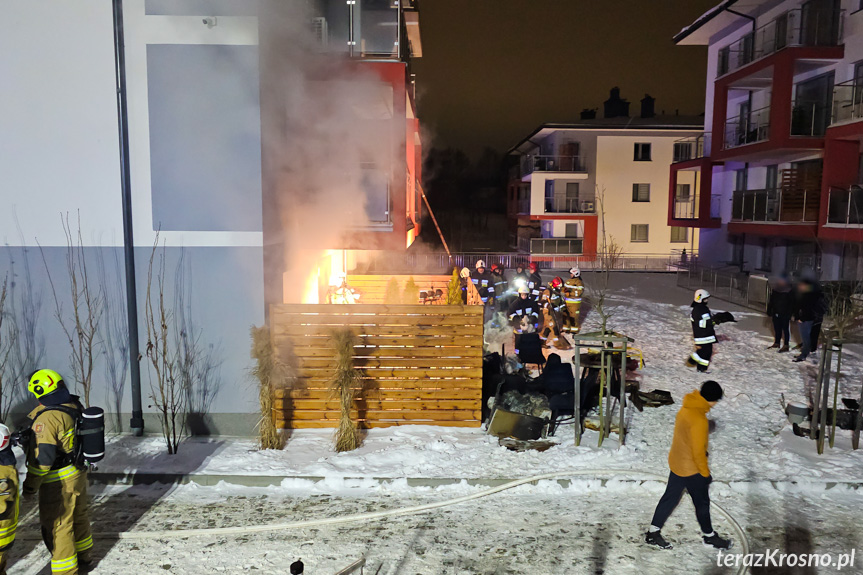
top-left (18, 469), bottom-right (750, 574)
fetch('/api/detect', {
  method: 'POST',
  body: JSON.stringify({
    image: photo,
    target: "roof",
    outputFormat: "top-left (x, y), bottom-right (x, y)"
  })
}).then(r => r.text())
top-left (507, 116), bottom-right (705, 155)
top-left (674, 0), bottom-right (779, 45)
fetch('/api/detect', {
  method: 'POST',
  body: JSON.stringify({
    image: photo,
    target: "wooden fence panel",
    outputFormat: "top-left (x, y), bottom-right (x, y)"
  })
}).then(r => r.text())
top-left (270, 303), bottom-right (484, 429)
top-left (346, 275), bottom-right (453, 305)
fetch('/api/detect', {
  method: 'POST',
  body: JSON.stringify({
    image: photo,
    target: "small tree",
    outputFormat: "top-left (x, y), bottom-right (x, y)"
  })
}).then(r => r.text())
top-left (821, 285), bottom-right (863, 448)
top-left (330, 329), bottom-right (361, 452)
top-left (589, 185), bottom-right (625, 335)
top-left (384, 278), bottom-right (401, 304)
top-left (0, 275), bottom-right (17, 420)
top-left (96, 248), bottom-right (129, 432)
top-left (446, 268), bottom-right (462, 304)
top-left (251, 325), bottom-right (284, 450)
top-left (402, 277), bottom-right (420, 305)
top-left (39, 212), bottom-right (104, 407)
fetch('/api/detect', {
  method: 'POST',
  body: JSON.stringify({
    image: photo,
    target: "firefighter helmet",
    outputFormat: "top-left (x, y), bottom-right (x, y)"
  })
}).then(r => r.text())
top-left (529, 262), bottom-right (539, 272)
top-left (459, 267), bottom-right (471, 279)
top-left (694, 289), bottom-right (711, 303)
top-left (551, 277), bottom-right (563, 289)
top-left (570, 267), bottom-right (581, 278)
top-left (0, 424), bottom-right (9, 451)
top-left (28, 368), bottom-right (64, 399)
top-left (475, 260), bottom-right (486, 269)
top-left (518, 286), bottom-right (530, 295)
top-left (491, 263), bottom-right (503, 273)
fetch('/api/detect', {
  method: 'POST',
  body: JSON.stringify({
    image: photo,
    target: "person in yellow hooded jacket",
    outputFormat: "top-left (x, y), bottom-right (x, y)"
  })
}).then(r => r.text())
top-left (645, 381), bottom-right (733, 551)
top-left (0, 423), bottom-right (19, 575)
top-left (23, 369), bottom-right (93, 575)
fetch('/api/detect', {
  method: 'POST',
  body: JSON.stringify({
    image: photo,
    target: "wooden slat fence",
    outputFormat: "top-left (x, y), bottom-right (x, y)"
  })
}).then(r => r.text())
top-left (270, 304), bottom-right (484, 429)
top-left (346, 274), bottom-right (452, 304)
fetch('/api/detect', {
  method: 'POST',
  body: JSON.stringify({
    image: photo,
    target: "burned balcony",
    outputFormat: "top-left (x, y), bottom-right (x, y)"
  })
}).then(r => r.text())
top-left (520, 155), bottom-right (586, 178)
top-left (827, 186), bottom-right (863, 225)
top-left (717, 7), bottom-right (845, 77)
top-left (731, 188), bottom-right (819, 223)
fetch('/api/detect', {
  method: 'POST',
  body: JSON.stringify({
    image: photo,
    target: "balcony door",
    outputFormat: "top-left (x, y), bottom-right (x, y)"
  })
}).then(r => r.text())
top-left (793, 73), bottom-right (834, 136)
top-left (801, 0), bottom-right (841, 47)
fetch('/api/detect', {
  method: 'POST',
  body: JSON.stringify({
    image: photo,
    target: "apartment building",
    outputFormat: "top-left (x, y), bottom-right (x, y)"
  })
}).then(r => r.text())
top-left (673, 0), bottom-right (863, 280)
top-left (508, 92), bottom-right (702, 259)
top-left (0, 0), bottom-right (423, 433)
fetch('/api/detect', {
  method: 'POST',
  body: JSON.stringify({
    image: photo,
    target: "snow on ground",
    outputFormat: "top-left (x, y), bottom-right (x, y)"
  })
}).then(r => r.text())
top-left (8, 479), bottom-right (863, 574)
top-left (99, 275), bottom-right (863, 483)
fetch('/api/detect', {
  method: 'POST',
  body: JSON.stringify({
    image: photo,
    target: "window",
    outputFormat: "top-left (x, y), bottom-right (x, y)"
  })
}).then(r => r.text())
top-left (671, 227), bottom-right (688, 243)
top-left (631, 224), bottom-right (649, 242)
top-left (632, 183), bottom-right (651, 202)
top-left (634, 143), bottom-right (652, 161)
top-left (673, 142), bottom-right (691, 163)
top-left (766, 165), bottom-right (778, 190)
top-left (564, 223), bottom-right (580, 238)
top-left (735, 168), bottom-right (748, 191)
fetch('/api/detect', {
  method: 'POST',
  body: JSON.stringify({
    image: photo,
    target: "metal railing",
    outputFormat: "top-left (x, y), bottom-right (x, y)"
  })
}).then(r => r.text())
top-left (520, 155), bottom-right (586, 177)
top-left (831, 78), bottom-right (863, 125)
top-left (717, 8), bottom-right (844, 77)
top-left (827, 186), bottom-right (863, 225)
top-left (674, 197), bottom-right (698, 219)
top-left (531, 238), bottom-right (584, 255)
top-left (677, 263), bottom-right (770, 312)
top-left (731, 188), bottom-right (819, 223)
top-left (724, 106), bottom-right (770, 149)
top-left (673, 133), bottom-right (709, 163)
top-left (791, 99), bottom-right (832, 136)
top-left (544, 197), bottom-right (596, 214)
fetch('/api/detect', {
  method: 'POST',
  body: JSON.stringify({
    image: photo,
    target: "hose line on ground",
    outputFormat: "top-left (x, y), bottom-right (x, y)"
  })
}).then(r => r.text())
top-left (19, 469), bottom-right (751, 574)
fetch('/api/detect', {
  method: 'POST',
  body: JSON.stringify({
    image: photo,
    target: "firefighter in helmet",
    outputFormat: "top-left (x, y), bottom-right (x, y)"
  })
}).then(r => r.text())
top-left (527, 262), bottom-right (543, 302)
top-left (508, 286), bottom-right (540, 354)
top-left (23, 370), bottom-right (92, 575)
top-left (459, 267), bottom-right (471, 304)
top-left (471, 260), bottom-right (495, 306)
top-left (562, 267), bottom-right (585, 334)
top-left (490, 264), bottom-right (508, 312)
top-left (0, 423), bottom-right (18, 575)
top-left (539, 276), bottom-right (572, 350)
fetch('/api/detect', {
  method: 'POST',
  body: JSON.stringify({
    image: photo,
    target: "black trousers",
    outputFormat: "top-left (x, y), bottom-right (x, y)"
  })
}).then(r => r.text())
top-left (650, 471), bottom-right (713, 534)
top-left (772, 314), bottom-right (791, 346)
top-left (691, 343), bottom-right (713, 372)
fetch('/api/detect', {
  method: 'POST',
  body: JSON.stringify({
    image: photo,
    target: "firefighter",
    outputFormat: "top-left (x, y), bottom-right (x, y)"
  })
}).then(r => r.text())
top-left (527, 262), bottom-right (543, 302)
top-left (508, 286), bottom-right (540, 354)
top-left (459, 267), bottom-right (471, 304)
top-left (510, 265), bottom-right (529, 297)
top-left (490, 264), bottom-right (508, 312)
top-left (562, 267), bottom-right (585, 334)
top-left (686, 290), bottom-right (716, 373)
top-left (471, 260), bottom-right (495, 306)
top-left (327, 272), bottom-right (358, 304)
top-left (23, 369), bottom-right (93, 575)
top-left (0, 423), bottom-right (18, 575)
top-left (539, 277), bottom-right (572, 350)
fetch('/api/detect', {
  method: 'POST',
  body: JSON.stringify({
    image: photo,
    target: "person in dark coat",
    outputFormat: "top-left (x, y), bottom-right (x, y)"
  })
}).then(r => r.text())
top-left (766, 276), bottom-right (794, 352)
top-left (508, 286), bottom-right (540, 354)
top-left (686, 290), bottom-right (716, 373)
top-left (470, 260), bottom-right (495, 305)
top-left (792, 278), bottom-right (827, 362)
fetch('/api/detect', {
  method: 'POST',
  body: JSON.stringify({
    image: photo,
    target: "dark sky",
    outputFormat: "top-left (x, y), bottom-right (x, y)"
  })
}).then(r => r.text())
top-left (412, 0), bottom-right (718, 158)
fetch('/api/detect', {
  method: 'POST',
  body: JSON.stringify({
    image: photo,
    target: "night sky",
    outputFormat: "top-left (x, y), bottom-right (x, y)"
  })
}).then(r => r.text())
top-left (412, 0), bottom-right (719, 157)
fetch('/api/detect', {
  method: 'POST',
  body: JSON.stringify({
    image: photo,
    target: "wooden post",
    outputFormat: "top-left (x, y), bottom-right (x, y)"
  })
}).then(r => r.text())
top-left (810, 343), bottom-right (829, 441)
top-left (597, 350), bottom-right (606, 447)
top-left (620, 340), bottom-right (627, 446)
top-left (817, 342), bottom-right (834, 454)
top-left (573, 342), bottom-right (582, 446)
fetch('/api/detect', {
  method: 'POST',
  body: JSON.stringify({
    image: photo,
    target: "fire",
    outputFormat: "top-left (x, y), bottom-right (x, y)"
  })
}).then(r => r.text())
top-left (296, 249), bottom-right (349, 304)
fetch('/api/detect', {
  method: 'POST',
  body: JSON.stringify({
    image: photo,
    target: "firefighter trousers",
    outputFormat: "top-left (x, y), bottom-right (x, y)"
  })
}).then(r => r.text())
top-left (39, 472), bottom-right (92, 574)
top-left (0, 544), bottom-right (9, 575)
top-left (563, 302), bottom-right (582, 333)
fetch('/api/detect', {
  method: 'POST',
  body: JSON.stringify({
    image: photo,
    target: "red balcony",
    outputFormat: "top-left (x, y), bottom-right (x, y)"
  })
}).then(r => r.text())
top-left (668, 134), bottom-right (722, 229)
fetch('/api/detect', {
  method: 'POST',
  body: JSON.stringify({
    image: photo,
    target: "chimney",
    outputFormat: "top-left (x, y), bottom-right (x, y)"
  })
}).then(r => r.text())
top-left (580, 108), bottom-right (597, 120)
top-left (640, 94), bottom-right (655, 119)
top-left (603, 87), bottom-right (630, 119)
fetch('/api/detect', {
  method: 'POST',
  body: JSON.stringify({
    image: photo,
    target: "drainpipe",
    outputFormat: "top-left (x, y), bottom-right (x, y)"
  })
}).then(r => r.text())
top-left (112, 0), bottom-right (144, 437)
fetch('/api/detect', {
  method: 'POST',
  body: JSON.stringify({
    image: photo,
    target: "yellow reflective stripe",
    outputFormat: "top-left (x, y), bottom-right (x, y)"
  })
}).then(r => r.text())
top-left (51, 555), bottom-right (78, 573)
top-left (59, 428), bottom-right (75, 439)
top-left (75, 535), bottom-right (93, 552)
top-left (27, 466), bottom-right (49, 476)
top-left (42, 465), bottom-right (81, 484)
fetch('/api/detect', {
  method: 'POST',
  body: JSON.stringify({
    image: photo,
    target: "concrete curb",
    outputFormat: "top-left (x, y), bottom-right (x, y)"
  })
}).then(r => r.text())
top-left (88, 471), bottom-right (863, 490)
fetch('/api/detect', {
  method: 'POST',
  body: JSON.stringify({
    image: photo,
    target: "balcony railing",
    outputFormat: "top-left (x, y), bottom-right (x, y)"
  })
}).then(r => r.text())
top-left (674, 197), bottom-right (698, 219)
top-left (731, 188), bottom-right (819, 223)
top-left (673, 133), bottom-right (709, 163)
top-left (831, 79), bottom-right (863, 125)
top-left (530, 238), bottom-right (584, 255)
top-left (717, 8), bottom-right (845, 77)
top-left (791, 99), bottom-right (832, 136)
top-left (827, 186), bottom-right (863, 225)
top-left (544, 197), bottom-right (596, 214)
top-left (723, 106), bottom-right (770, 149)
top-left (520, 155), bottom-right (586, 178)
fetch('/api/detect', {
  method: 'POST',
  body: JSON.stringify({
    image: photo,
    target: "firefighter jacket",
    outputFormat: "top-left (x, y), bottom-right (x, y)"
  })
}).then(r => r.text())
top-left (527, 272), bottom-right (543, 300)
top-left (508, 297), bottom-right (540, 332)
top-left (471, 270), bottom-right (495, 303)
top-left (563, 277), bottom-right (585, 304)
top-left (0, 449), bottom-right (18, 549)
top-left (690, 301), bottom-right (717, 345)
top-left (23, 402), bottom-right (84, 494)
top-left (491, 272), bottom-right (507, 297)
top-left (668, 390), bottom-right (712, 478)
top-left (540, 287), bottom-right (566, 315)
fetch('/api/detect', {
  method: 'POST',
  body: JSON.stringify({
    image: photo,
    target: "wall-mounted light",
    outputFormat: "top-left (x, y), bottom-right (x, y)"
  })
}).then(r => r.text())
top-left (202, 16), bottom-right (217, 28)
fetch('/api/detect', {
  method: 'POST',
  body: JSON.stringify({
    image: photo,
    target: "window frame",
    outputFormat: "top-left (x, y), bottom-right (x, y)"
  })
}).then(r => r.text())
top-left (630, 224), bottom-right (649, 243)
top-left (633, 142), bottom-right (652, 162)
top-left (632, 183), bottom-right (651, 202)
top-left (670, 226), bottom-right (688, 243)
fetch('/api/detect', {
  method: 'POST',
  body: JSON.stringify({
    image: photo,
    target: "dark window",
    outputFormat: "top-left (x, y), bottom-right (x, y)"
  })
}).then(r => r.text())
top-left (632, 183), bottom-right (651, 202)
top-left (673, 142), bottom-right (692, 163)
top-left (564, 223), bottom-right (580, 238)
top-left (634, 143), bottom-right (652, 161)
top-left (671, 227), bottom-right (688, 243)
top-left (631, 224), bottom-right (649, 242)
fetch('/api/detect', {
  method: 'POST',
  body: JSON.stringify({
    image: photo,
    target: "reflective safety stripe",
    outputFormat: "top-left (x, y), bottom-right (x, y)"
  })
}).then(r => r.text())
top-left (41, 465), bottom-right (82, 484)
top-left (0, 495), bottom-right (18, 547)
top-left (51, 555), bottom-right (78, 573)
top-left (564, 298), bottom-right (582, 303)
top-left (27, 465), bottom-right (49, 477)
top-left (75, 534), bottom-right (94, 552)
top-left (694, 336), bottom-right (717, 344)
top-left (690, 352), bottom-right (710, 366)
